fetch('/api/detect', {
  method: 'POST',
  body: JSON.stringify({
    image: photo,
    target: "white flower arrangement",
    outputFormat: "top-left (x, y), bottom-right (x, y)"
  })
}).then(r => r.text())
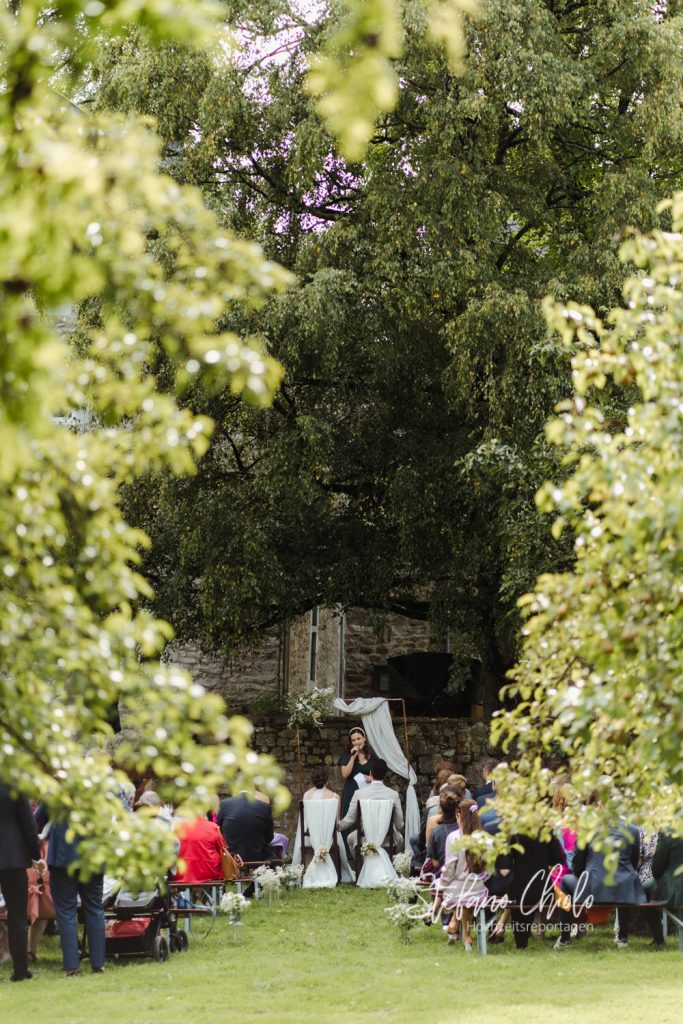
top-left (392, 851), bottom-right (412, 877)
top-left (313, 845), bottom-right (330, 864)
top-left (277, 863), bottom-right (304, 888)
top-left (385, 901), bottom-right (419, 944)
top-left (361, 842), bottom-right (379, 857)
top-left (285, 686), bottom-right (334, 731)
top-left (219, 891), bottom-right (250, 921)
top-left (252, 866), bottom-right (282, 898)
top-left (384, 875), bottom-right (420, 903)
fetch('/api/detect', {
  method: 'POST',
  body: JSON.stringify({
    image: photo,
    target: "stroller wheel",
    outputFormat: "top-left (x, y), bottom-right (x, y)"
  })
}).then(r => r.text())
top-left (175, 930), bottom-right (189, 953)
top-left (152, 936), bottom-right (169, 962)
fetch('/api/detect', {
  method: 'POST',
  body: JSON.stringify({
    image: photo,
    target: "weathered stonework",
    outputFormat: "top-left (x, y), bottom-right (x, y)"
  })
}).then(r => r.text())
top-left (171, 629), bottom-right (282, 710)
top-left (342, 608), bottom-right (447, 698)
top-left (170, 606), bottom-right (449, 711)
top-left (250, 714), bottom-right (495, 837)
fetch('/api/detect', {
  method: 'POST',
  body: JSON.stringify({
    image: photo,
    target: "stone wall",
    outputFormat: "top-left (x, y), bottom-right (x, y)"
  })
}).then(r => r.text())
top-left (171, 630), bottom-right (282, 710)
top-left (168, 606), bottom-right (450, 709)
top-left (343, 608), bottom-right (447, 698)
top-left (250, 714), bottom-right (494, 838)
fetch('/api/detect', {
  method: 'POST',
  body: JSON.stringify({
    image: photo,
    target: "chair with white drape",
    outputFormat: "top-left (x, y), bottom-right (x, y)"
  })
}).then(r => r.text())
top-left (290, 801), bottom-right (354, 887)
top-left (355, 801), bottom-right (398, 889)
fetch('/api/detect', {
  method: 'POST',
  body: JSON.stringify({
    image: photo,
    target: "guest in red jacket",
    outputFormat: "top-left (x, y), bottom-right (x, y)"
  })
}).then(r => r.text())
top-left (175, 809), bottom-right (226, 884)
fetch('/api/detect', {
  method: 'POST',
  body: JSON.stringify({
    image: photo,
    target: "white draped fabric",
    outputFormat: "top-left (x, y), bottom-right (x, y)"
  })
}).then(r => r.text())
top-left (356, 800), bottom-right (397, 888)
top-left (290, 801), bottom-right (354, 886)
top-left (333, 697), bottom-right (419, 853)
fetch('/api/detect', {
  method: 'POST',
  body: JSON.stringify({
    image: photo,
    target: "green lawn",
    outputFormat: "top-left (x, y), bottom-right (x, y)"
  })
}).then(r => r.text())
top-left (2, 889), bottom-right (682, 1024)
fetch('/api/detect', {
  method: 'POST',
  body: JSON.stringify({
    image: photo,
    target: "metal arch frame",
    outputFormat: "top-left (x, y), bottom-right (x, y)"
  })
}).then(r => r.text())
top-left (384, 697), bottom-right (411, 772)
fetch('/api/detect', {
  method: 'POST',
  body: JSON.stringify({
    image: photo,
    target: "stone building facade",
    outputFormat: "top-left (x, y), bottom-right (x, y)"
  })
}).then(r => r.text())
top-left (172, 605), bottom-right (452, 711)
top-left (170, 609), bottom-right (490, 836)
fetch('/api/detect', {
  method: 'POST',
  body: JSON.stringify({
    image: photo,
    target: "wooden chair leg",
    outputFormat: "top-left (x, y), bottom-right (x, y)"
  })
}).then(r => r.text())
top-left (299, 800), bottom-right (306, 873)
top-left (332, 826), bottom-right (341, 884)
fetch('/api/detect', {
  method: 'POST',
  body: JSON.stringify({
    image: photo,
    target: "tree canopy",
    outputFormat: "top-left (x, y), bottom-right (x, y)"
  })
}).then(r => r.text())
top-left (102, 1), bottom-right (683, 701)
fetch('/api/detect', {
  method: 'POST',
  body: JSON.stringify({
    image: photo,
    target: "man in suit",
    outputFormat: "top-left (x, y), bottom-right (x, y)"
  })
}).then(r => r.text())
top-left (217, 792), bottom-right (277, 864)
top-left (475, 758), bottom-right (498, 809)
top-left (0, 783), bottom-right (43, 981)
top-left (652, 832), bottom-right (683, 912)
top-left (338, 758), bottom-right (404, 855)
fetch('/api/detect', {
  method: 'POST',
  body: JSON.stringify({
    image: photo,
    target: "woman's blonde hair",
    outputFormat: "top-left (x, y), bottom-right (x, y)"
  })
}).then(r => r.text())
top-left (552, 781), bottom-right (576, 811)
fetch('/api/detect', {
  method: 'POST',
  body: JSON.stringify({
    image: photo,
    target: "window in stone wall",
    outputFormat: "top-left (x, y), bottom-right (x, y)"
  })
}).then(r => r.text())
top-left (309, 606), bottom-right (318, 684)
top-left (374, 663), bottom-right (390, 693)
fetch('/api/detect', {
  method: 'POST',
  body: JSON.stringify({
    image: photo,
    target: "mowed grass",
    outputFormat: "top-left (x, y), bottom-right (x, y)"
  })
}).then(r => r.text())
top-left (2, 888), bottom-right (682, 1024)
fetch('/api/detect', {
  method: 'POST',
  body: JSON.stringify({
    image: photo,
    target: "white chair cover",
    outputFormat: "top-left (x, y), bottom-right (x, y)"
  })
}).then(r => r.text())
top-left (356, 801), bottom-right (398, 889)
top-left (290, 802), bottom-right (354, 885)
top-left (333, 697), bottom-right (419, 853)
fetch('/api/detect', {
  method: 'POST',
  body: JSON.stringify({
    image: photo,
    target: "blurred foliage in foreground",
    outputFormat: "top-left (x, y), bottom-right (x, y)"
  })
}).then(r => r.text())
top-left (0, 0), bottom-right (292, 887)
top-left (481, 199), bottom-right (683, 864)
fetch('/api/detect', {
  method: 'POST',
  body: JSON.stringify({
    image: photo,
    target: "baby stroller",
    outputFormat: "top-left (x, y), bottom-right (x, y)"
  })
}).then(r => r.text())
top-left (102, 883), bottom-right (188, 962)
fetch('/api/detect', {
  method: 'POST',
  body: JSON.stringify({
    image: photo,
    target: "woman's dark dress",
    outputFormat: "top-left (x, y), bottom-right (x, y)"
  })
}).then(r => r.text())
top-left (337, 754), bottom-right (372, 820)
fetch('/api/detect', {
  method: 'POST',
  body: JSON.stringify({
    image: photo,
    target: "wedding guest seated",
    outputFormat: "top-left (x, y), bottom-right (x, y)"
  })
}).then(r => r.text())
top-left (426, 789), bottom-right (462, 873)
top-left (475, 758), bottom-right (499, 808)
top-left (409, 765), bottom-right (454, 867)
top-left (480, 771), bottom-right (503, 836)
top-left (446, 773), bottom-right (472, 801)
top-left (175, 799), bottom-right (226, 884)
top-left (303, 767), bottom-right (341, 816)
top-left (425, 782), bottom-right (466, 852)
top-left (136, 790), bottom-right (161, 810)
top-left (552, 781), bottom-right (578, 872)
top-left (555, 822), bottom-right (645, 949)
top-left (421, 787), bottom-right (462, 925)
top-left (338, 759), bottom-right (404, 855)
top-left (424, 764), bottom-right (455, 817)
top-left (135, 789), bottom-right (175, 825)
top-left (217, 791), bottom-right (278, 865)
top-left (506, 832), bottom-right (565, 950)
top-left (440, 801), bottom-right (488, 951)
top-left (651, 831), bottom-right (683, 948)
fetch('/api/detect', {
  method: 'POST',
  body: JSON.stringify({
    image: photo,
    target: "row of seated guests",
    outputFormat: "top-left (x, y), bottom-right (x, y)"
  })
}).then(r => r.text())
top-left (159, 790), bottom-right (281, 888)
top-left (0, 777), bottom-right (284, 981)
top-left (174, 748), bottom-right (412, 881)
top-left (418, 762), bottom-right (683, 952)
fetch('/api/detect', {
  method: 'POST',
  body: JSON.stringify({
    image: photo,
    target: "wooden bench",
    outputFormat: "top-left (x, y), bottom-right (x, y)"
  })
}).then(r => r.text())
top-left (168, 881), bottom-right (222, 935)
top-left (230, 859), bottom-right (284, 895)
top-left (483, 900), bottom-right (675, 956)
top-left (425, 892), bottom-right (676, 957)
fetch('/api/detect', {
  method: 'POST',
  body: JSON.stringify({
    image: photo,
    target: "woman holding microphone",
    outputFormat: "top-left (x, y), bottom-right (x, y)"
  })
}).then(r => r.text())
top-left (337, 728), bottom-right (372, 850)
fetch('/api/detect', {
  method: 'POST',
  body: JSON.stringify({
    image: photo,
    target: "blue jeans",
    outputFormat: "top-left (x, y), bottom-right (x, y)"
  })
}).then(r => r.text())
top-left (49, 867), bottom-right (105, 972)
